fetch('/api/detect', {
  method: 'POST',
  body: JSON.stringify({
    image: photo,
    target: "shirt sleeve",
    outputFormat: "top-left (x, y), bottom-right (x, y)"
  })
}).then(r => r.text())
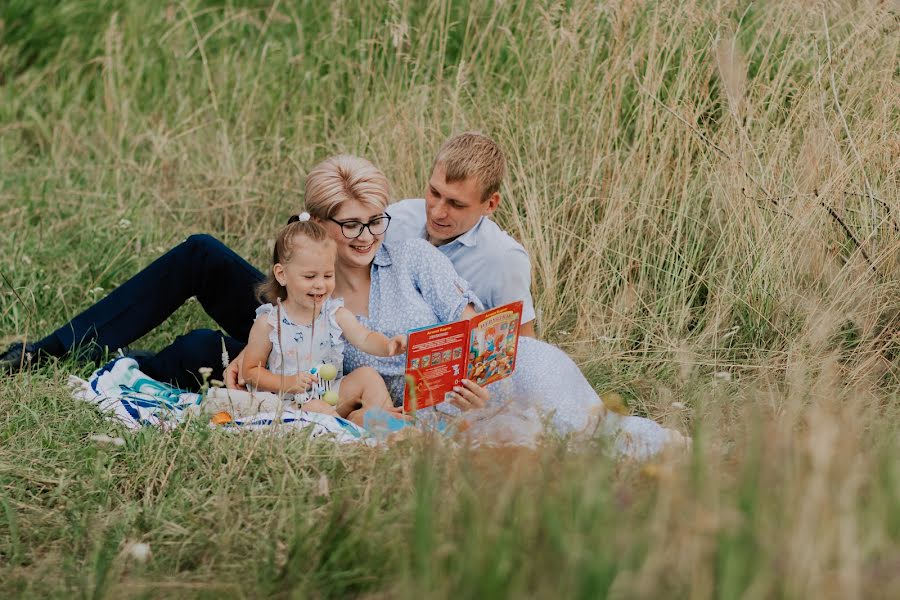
top-left (490, 248), bottom-right (536, 324)
top-left (405, 239), bottom-right (484, 322)
top-left (254, 303), bottom-right (276, 326)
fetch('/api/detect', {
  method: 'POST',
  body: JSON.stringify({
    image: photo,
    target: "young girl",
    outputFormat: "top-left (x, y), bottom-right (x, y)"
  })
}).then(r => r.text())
top-left (237, 213), bottom-right (406, 423)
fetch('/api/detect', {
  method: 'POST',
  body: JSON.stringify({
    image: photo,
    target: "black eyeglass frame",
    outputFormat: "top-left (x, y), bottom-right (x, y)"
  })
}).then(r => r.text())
top-left (326, 214), bottom-right (392, 239)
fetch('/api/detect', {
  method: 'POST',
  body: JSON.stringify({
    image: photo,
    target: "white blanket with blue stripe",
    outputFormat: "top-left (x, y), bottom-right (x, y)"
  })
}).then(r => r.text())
top-left (69, 357), bottom-right (368, 443)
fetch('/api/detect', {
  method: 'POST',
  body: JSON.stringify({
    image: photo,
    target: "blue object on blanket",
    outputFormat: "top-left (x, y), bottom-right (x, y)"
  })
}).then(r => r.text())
top-left (362, 408), bottom-right (410, 436)
top-left (362, 407), bottom-right (454, 440)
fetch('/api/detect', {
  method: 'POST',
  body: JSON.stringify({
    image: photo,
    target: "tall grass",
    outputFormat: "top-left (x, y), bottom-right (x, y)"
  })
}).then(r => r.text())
top-left (1, 0), bottom-right (898, 597)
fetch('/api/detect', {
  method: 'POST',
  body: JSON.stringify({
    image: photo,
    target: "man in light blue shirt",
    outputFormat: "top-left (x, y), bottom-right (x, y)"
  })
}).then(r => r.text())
top-left (385, 132), bottom-right (537, 337)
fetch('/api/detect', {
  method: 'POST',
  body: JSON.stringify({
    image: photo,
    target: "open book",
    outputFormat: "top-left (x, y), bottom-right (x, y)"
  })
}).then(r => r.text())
top-left (403, 301), bottom-right (523, 411)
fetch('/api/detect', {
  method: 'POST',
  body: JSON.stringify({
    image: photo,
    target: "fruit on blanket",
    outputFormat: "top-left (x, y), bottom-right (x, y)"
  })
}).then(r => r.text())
top-left (211, 411), bottom-right (233, 425)
top-left (318, 363), bottom-right (338, 381)
top-left (322, 390), bottom-right (339, 406)
top-left (601, 392), bottom-right (628, 415)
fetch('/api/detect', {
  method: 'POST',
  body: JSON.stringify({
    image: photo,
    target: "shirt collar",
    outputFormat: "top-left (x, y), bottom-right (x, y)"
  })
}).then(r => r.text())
top-left (437, 217), bottom-right (484, 249)
top-left (455, 218), bottom-right (483, 247)
top-left (373, 243), bottom-right (392, 267)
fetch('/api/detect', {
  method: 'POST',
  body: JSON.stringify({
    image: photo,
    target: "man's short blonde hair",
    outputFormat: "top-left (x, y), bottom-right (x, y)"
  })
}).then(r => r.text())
top-left (432, 132), bottom-right (506, 201)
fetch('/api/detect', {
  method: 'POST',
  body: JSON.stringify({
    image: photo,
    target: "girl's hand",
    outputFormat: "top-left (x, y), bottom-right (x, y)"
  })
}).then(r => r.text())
top-left (387, 335), bottom-right (407, 356)
top-left (288, 372), bottom-right (318, 393)
top-left (449, 379), bottom-right (490, 411)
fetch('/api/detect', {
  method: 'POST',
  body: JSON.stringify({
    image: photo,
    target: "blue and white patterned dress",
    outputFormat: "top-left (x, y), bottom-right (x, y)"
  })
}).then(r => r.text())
top-left (256, 297), bottom-right (345, 401)
top-left (345, 239), bottom-right (683, 458)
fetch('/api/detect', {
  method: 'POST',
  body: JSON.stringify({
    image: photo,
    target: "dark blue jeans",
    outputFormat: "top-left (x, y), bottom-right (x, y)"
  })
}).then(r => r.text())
top-left (38, 234), bottom-right (263, 390)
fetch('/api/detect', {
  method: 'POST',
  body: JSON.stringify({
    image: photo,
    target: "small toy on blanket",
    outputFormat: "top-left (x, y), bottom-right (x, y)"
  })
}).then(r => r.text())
top-left (309, 363), bottom-right (339, 406)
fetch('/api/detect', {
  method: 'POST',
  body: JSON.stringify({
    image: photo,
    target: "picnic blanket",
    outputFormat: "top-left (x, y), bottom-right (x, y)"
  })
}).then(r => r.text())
top-left (70, 358), bottom-right (687, 459)
top-left (69, 357), bottom-right (371, 443)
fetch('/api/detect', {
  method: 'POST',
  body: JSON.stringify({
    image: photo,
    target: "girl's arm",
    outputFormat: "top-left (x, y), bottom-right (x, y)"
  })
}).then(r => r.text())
top-left (334, 307), bottom-right (407, 357)
top-left (242, 317), bottom-right (317, 394)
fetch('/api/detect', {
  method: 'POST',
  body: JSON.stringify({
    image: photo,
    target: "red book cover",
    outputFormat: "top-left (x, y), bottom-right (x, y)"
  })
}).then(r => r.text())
top-left (403, 301), bottom-right (523, 412)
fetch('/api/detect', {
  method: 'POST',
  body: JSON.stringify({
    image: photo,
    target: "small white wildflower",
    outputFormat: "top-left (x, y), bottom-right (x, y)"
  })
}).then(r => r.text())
top-left (714, 371), bottom-right (732, 382)
top-left (117, 218), bottom-right (132, 229)
top-left (91, 434), bottom-right (126, 447)
top-left (317, 473), bottom-right (330, 498)
top-left (21, 255), bottom-right (32, 265)
top-left (124, 541), bottom-right (152, 563)
top-left (198, 367), bottom-right (213, 377)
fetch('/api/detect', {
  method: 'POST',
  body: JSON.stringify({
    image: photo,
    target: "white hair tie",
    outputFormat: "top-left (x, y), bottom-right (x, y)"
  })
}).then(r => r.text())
top-left (298, 212), bottom-right (311, 222)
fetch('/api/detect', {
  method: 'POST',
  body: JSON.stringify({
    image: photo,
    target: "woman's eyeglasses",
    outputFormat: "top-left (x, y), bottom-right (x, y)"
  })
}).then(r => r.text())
top-left (327, 215), bottom-right (392, 239)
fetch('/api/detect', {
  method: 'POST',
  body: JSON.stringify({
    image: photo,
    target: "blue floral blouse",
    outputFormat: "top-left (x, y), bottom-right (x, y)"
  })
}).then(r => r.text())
top-left (342, 238), bottom-right (482, 404)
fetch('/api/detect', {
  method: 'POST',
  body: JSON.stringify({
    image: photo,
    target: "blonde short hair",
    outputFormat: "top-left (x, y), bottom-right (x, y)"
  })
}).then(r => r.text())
top-left (432, 132), bottom-right (506, 201)
top-left (304, 155), bottom-right (391, 219)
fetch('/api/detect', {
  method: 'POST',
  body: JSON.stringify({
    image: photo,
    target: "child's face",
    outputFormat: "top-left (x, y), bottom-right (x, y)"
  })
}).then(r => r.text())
top-left (274, 237), bottom-right (336, 311)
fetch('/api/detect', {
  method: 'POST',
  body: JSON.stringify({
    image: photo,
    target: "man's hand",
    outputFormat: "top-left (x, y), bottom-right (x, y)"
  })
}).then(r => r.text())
top-left (449, 378), bottom-right (490, 411)
top-left (387, 335), bottom-right (407, 356)
top-left (225, 350), bottom-right (247, 390)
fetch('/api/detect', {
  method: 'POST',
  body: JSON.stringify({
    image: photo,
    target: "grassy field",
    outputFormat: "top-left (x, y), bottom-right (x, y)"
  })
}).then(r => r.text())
top-left (1, 0), bottom-right (898, 597)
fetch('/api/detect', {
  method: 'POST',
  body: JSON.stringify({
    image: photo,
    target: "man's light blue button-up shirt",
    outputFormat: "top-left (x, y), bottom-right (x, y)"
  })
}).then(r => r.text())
top-left (385, 198), bottom-right (536, 324)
